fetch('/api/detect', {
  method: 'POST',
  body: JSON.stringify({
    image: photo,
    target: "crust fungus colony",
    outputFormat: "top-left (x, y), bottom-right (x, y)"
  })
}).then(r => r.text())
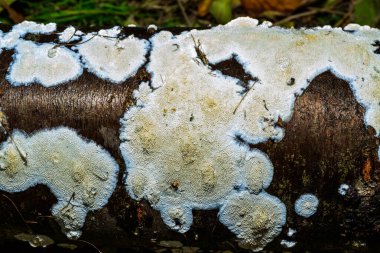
top-left (120, 18), bottom-right (380, 250)
top-left (0, 21), bottom-right (148, 87)
top-left (0, 18), bottom-right (380, 250)
top-left (0, 127), bottom-right (119, 238)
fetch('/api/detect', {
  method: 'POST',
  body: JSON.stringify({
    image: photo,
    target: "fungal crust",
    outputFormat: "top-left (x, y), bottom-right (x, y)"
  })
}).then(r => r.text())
top-left (0, 127), bottom-right (119, 238)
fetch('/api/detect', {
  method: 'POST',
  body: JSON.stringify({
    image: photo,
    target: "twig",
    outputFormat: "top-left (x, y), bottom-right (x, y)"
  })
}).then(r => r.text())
top-left (0, 123), bottom-right (27, 166)
top-left (177, 0), bottom-right (192, 27)
top-left (274, 9), bottom-right (319, 26)
top-left (54, 34), bottom-right (97, 49)
top-left (335, 0), bottom-right (355, 27)
top-left (1, 194), bottom-right (33, 233)
top-left (76, 239), bottom-right (103, 253)
top-left (191, 34), bottom-right (208, 65)
top-left (233, 80), bottom-right (258, 114)
top-left (307, 7), bottom-right (346, 16)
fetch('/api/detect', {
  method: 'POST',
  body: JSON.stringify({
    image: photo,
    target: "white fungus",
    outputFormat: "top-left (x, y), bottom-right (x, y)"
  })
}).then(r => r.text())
top-left (120, 21), bottom-right (284, 250)
top-left (0, 21), bottom-right (56, 49)
top-left (58, 26), bottom-right (83, 43)
top-left (7, 40), bottom-right (82, 87)
top-left (218, 191), bottom-right (286, 252)
top-left (1, 17), bottom-right (380, 250)
top-left (120, 17), bottom-right (380, 250)
top-left (338, 184), bottom-right (349, 195)
top-left (280, 239), bottom-right (296, 248)
top-left (147, 24), bottom-right (158, 32)
top-left (0, 22), bottom-right (149, 86)
top-left (295, 194), bottom-right (319, 218)
top-left (287, 227), bottom-right (297, 237)
top-left (76, 27), bottom-right (149, 83)
top-left (0, 127), bottom-right (119, 238)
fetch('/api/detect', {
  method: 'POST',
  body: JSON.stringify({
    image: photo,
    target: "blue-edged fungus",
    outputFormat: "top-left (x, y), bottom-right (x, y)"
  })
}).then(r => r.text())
top-left (120, 17), bottom-right (380, 250)
top-left (0, 127), bottom-right (119, 238)
top-left (280, 239), bottom-right (296, 248)
top-left (294, 193), bottom-right (319, 218)
top-left (76, 27), bottom-right (149, 83)
top-left (218, 191), bottom-right (286, 252)
top-left (0, 22), bottom-right (149, 86)
top-left (7, 40), bottom-right (82, 87)
top-left (338, 184), bottom-right (349, 196)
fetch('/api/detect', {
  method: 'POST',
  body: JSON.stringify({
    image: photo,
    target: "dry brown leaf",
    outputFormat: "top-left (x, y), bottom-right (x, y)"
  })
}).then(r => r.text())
top-left (198, 0), bottom-right (213, 17)
top-left (241, 0), bottom-right (304, 14)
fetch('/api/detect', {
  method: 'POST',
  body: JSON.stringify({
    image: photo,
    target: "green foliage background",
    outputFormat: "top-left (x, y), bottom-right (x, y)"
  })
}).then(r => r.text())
top-left (0, 0), bottom-right (379, 28)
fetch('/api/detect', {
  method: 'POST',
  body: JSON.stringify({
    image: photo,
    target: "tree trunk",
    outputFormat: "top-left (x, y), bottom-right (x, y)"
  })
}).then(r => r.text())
top-left (0, 24), bottom-right (380, 252)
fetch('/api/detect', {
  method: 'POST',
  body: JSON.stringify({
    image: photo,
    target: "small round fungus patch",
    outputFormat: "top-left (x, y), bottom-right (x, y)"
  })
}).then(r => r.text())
top-left (294, 193), bottom-right (319, 218)
top-left (0, 127), bottom-right (119, 238)
top-left (219, 191), bottom-right (286, 252)
top-left (338, 184), bottom-right (349, 196)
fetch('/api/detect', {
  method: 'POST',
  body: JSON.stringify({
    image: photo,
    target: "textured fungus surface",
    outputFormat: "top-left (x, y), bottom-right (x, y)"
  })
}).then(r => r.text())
top-left (1, 18), bottom-right (380, 251)
top-left (119, 17), bottom-right (380, 250)
top-left (0, 22), bottom-right (149, 87)
top-left (294, 193), bottom-right (319, 218)
top-left (0, 127), bottom-right (119, 238)
top-left (218, 191), bottom-right (286, 251)
top-left (8, 41), bottom-right (82, 87)
top-left (76, 27), bottom-right (149, 83)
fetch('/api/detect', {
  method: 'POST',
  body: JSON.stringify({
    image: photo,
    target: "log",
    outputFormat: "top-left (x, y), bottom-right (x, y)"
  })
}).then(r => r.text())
top-left (0, 18), bottom-right (380, 252)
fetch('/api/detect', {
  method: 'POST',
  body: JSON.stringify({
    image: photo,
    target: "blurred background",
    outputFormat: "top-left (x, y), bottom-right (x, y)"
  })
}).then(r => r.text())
top-left (0, 0), bottom-right (379, 28)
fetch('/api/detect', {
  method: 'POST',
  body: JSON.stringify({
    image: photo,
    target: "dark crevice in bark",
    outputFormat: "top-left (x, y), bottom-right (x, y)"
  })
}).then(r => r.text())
top-left (373, 40), bottom-right (380, 54)
top-left (210, 55), bottom-right (258, 94)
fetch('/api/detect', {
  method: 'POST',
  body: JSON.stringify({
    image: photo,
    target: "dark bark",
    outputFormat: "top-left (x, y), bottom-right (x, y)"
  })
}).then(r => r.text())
top-left (0, 27), bottom-right (379, 253)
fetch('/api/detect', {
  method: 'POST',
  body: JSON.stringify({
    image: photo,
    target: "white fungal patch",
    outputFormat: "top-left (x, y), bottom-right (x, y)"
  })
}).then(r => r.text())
top-left (120, 21), bottom-right (286, 250)
top-left (1, 22), bottom-right (149, 87)
top-left (119, 17), bottom-right (380, 249)
top-left (287, 227), bottom-right (297, 237)
top-left (0, 127), bottom-right (119, 238)
top-left (7, 40), bottom-right (82, 87)
top-left (280, 239), bottom-right (296, 248)
top-left (182, 18), bottom-right (380, 136)
top-left (147, 24), bottom-right (158, 32)
top-left (0, 21), bottom-right (56, 49)
top-left (219, 191), bottom-right (286, 252)
top-left (295, 194), bottom-right (319, 218)
top-left (59, 26), bottom-right (83, 43)
top-left (76, 27), bottom-right (149, 83)
top-left (338, 183), bottom-right (349, 195)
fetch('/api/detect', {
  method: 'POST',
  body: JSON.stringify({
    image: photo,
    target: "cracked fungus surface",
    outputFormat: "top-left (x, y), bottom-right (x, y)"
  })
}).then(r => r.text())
top-left (0, 22), bottom-right (148, 87)
top-left (120, 17), bottom-right (380, 250)
top-left (0, 127), bottom-right (119, 239)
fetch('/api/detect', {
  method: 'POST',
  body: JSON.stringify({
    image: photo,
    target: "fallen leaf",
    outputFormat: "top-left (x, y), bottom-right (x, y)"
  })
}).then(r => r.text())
top-left (198, 0), bottom-right (213, 17)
